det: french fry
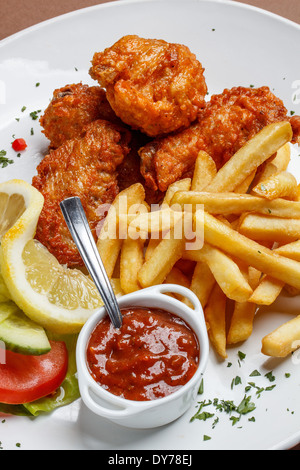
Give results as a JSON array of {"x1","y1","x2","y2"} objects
[
  {"x1": 191, "y1": 151, "x2": 217, "y2": 191},
  {"x1": 257, "y1": 142, "x2": 291, "y2": 182},
  {"x1": 227, "y1": 267, "x2": 261, "y2": 344},
  {"x1": 120, "y1": 238, "x2": 145, "y2": 294},
  {"x1": 284, "y1": 285, "x2": 300, "y2": 296},
  {"x1": 128, "y1": 206, "x2": 183, "y2": 239},
  {"x1": 261, "y1": 315, "x2": 300, "y2": 357},
  {"x1": 97, "y1": 183, "x2": 145, "y2": 278},
  {"x1": 138, "y1": 219, "x2": 187, "y2": 287},
  {"x1": 248, "y1": 275, "x2": 284, "y2": 305},
  {"x1": 233, "y1": 169, "x2": 256, "y2": 194},
  {"x1": 204, "y1": 121, "x2": 292, "y2": 193},
  {"x1": 274, "y1": 240, "x2": 300, "y2": 261},
  {"x1": 239, "y1": 214, "x2": 300, "y2": 244},
  {"x1": 195, "y1": 210, "x2": 300, "y2": 291},
  {"x1": 204, "y1": 283, "x2": 228, "y2": 359},
  {"x1": 183, "y1": 261, "x2": 215, "y2": 309},
  {"x1": 163, "y1": 178, "x2": 191, "y2": 206},
  {"x1": 164, "y1": 267, "x2": 190, "y2": 301},
  {"x1": 185, "y1": 243, "x2": 253, "y2": 302},
  {"x1": 144, "y1": 237, "x2": 161, "y2": 261},
  {"x1": 143, "y1": 178, "x2": 190, "y2": 263},
  {"x1": 165, "y1": 266, "x2": 190, "y2": 287},
  {"x1": 171, "y1": 191, "x2": 300, "y2": 218},
  {"x1": 251, "y1": 171, "x2": 298, "y2": 201}
]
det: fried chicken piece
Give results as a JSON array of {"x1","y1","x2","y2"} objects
[
  {"x1": 117, "y1": 130, "x2": 164, "y2": 204},
  {"x1": 89, "y1": 35, "x2": 207, "y2": 137},
  {"x1": 32, "y1": 119, "x2": 131, "y2": 267},
  {"x1": 140, "y1": 86, "x2": 300, "y2": 192},
  {"x1": 40, "y1": 83, "x2": 121, "y2": 149}
]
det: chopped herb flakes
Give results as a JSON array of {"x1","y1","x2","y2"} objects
[
  {"x1": 190, "y1": 362, "x2": 293, "y2": 440},
  {"x1": 0, "y1": 150, "x2": 13, "y2": 168},
  {"x1": 231, "y1": 376, "x2": 242, "y2": 389},
  {"x1": 190, "y1": 395, "x2": 256, "y2": 428},
  {"x1": 29, "y1": 110, "x2": 41, "y2": 120},
  {"x1": 250, "y1": 370, "x2": 261, "y2": 377}
]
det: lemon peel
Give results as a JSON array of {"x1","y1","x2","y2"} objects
[{"x1": 0, "y1": 180, "x2": 120, "y2": 334}]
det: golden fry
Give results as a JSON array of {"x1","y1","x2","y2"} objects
[
  {"x1": 128, "y1": 206, "x2": 183, "y2": 239},
  {"x1": 274, "y1": 240, "x2": 300, "y2": 261},
  {"x1": 191, "y1": 151, "x2": 217, "y2": 191},
  {"x1": 183, "y1": 261, "x2": 215, "y2": 309},
  {"x1": 171, "y1": 191, "x2": 300, "y2": 218},
  {"x1": 233, "y1": 169, "x2": 256, "y2": 194},
  {"x1": 163, "y1": 178, "x2": 191, "y2": 206},
  {"x1": 138, "y1": 219, "x2": 186, "y2": 287},
  {"x1": 248, "y1": 275, "x2": 284, "y2": 306},
  {"x1": 257, "y1": 142, "x2": 291, "y2": 182},
  {"x1": 261, "y1": 315, "x2": 300, "y2": 357},
  {"x1": 205, "y1": 121, "x2": 292, "y2": 193},
  {"x1": 164, "y1": 267, "x2": 190, "y2": 301},
  {"x1": 120, "y1": 238, "x2": 145, "y2": 294},
  {"x1": 97, "y1": 183, "x2": 145, "y2": 277},
  {"x1": 204, "y1": 283, "x2": 227, "y2": 359},
  {"x1": 227, "y1": 267, "x2": 261, "y2": 344},
  {"x1": 195, "y1": 210, "x2": 300, "y2": 290},
  {"x1": 186, "y1": 243, "x2": 253, "y2": 302},
  {"x1": 251, "y1": 171, "x2": 298, "y2": 201},
  {"x1": 239, "y1": 214, "x2": 300, "y2": 244}
]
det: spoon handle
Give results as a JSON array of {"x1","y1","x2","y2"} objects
[{"x1": 60, "y1": 196, "x2": 122, "y2": 329}]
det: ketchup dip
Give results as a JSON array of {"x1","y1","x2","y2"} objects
[{"x1": 86, "y1": 307, "x2": 200, "y2": 401}]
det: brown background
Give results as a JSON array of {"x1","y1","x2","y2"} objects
[
  {"x1": 0, "y1": 0, "x2": 299, "y2": 40},
  {"x1": 0, "y1": 0, "x2": 299, "y2": 450}
]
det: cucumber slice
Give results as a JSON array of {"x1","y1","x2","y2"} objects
[
  {"x1": 0, "y1": 306, "x2": 51, "y2": 355},
  {"x1": 0, "y1": 301, "x2": 19, "y2": 323}
]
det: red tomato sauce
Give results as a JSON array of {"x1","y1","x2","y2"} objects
[{"x1": 86, "y1": 307, "x2": 200, "y2": 401}]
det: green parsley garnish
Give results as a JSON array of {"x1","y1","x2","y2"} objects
[
  {"x1": 198, "y1": 378, "x2": 204, "y2": 395},
  {"x1": 0, "y1": 150, "x2": 13, "y2": 168},
  {"x1": 238, "y1": 351, "x2": 246, "y2": 361},
  {"x1": 29, "y1": 110, "x2": 41, "y2": 120},
  {"x1": 265, "y1": 371, "x2": 275, "y2": 382},
  {"x1": 249, "y1": 370, "x2": 261, "y2": 377},
  {"x1": 231, "y1": 376, "x2": 242, "y2": 389}
]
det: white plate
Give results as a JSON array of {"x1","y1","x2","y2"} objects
[{"x1": 0, "y1": 0, "x2": 300, "y2": 451}]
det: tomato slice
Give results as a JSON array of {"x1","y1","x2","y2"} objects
[{"x1": 0, "y1": 340, "x2": 68, "y2": 404}]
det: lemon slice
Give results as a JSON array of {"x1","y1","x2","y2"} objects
[{"x1": 0, "y1": 180, "x2": 121, "y2": 334}]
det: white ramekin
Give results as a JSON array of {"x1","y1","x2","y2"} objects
[{"x1": 76, "y1": 284, "x2": 209, "y2": 429}]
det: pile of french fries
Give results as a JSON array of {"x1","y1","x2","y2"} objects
[{"x1": 97, "y1": 121, "x2": 300, "y2": 360}]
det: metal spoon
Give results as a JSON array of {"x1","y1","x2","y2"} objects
[{"x1": 60, "y1": 196, "x2": 122, "y2": 329}]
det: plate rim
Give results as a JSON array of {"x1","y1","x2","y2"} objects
[
  {"x1": 0, "y1": 0, "x2": 299, "y2": 49},
  {"x1": 0, "y1": 0, "x2": 299, "y2": 451}
]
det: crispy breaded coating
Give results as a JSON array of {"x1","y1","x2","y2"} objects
[
  {"x1": 89, "y1": 35, "x2": 207, "y2": 137},
  {"x1": 32, "y1": 120, "x2": 131, "y2": 267},
  {"x1": 139, "y1": 86, "x2": 300, "y2": 192},
  {"x1": 40, "y1": 83, "x2": 121, "y2": 149}
]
